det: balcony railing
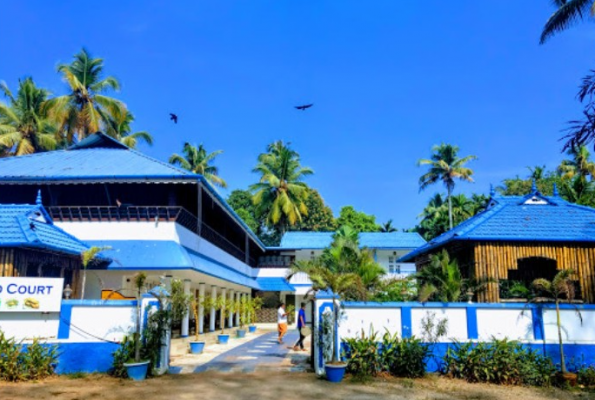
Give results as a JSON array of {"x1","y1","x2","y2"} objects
[{"x1": 47, "y1": 205, "x2": 256, "y2": 267}]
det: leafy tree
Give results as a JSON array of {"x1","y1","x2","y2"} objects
[
  {"x1": 235, "y1": 208, "x2": 260, "y2": 233},
  {"x1": 418, "y1": 144, "x2": 477, "y2": 230},
  {"x1": 417, "y1": 250, "x2": 463, "y2": 302},
  {"x1": 528, "y1": 165, "x2": 547, "y2": 181},
  {"x1": 336, "y1": 206, "x2": 379, "y2": 233},
  {"x1": 169, "y1": 142, "x2": 227, "y2": 188},
  {"x1": 0, "y1": 78, "x2": 57, "y2": 155},
  {"x1": 80, "y1": 246, "x2": 111, "y2": 300},
  {"x1": 558, "y1": 145, "x2": 595, "y2": 180},
  {"x1": 250, "y1": 140, "x2": 313, "y2": 235},
  {"x1": 540, "y1": 0, "x2": 595, "y2": 44},
  {"x1": 47, "y1": 48, "x2": 126, "y2": 143},
  {"x1": 380, "y1": 219, "x2": 397, "y2": 232},
  {"x1": 290, "y1": 189, "x2": 336, "y2": 232},
  {"x1": 104, "y1": 108, "x2": 153, "y2": 149}
]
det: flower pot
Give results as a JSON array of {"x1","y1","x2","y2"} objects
[
  {"x1": 218, "y1": 334, "x2": 230, "y2": 344},
  {"x1": 325, "y1": 363, "x2": 347, "y2": 383},
  {"x1": 123, "y1": 360, "x2": 150, "y2": 381},
  {"x1": 189, "y1": 341, "x2": 206, "y2": 354},
  {"x1": 236, "y1": 329, "x2": 246, "y2": 338},
  {"x1": 554, "y1": 371, "x2": 578, "y2": 387},
  {"x1": 248, "y1": 325, "x2": 257, "y2": 333}
]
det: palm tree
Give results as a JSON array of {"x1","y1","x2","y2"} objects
[
  {"x1": 380, "y1": 219, "x2": 397, "y2": 232},
  {"x1": 557, "y1": 145, "x2": 595, "y2": 181},
  {"x1": 104, "y1": 108, "x2": 153, "y2": 149},
  {"x1": 250, "y1": 141, "x2": 313, "y2": 234},
  {"x1": 0, "y1": 78, "x2": 57, "y2": 155},
  {"x1": 531, "y1": 270, "x2": 581, "y2": 374},
  {"x1": 46, "y1": 48, "x2": 126, "y2": 143},
  {"x1": 169, "y1": 143, "x2": 227, "y2": 188},
  {"x1": 417, "y1": 250, "x2": 463, "y2": 302},
  {"x1": 418, "y1": 144, "x2": 477, "y2": 230},
  {"x1": 80, "y1": 246, "x2": 111, "y2": 300},
  {"x1": 528, "y1": 165, "x2": 547, "y2": 181},
  {"x1": 540, "y1": 0, "x2": 595, "y2": 44}
]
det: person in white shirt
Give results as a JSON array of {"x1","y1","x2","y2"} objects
[{"x1": 277, "y1": 302, "x2": 288, "y2": 344}]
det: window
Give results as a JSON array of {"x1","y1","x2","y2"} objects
[{"x1": 388, "y1": 257, "x2": 401, "y2": 274}]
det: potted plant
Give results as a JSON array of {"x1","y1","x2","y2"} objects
[
  {"x1": 248, "y1": 297, "x2": 263, "y2": 333},
  {"x1": 236, "y1": 296, "x2": 247, "y2": 338},
  {"x1": 214, "y1": 295, "x2": 232, "y2": 344},
  {"x1": 531, "y1": 269, "x2": 582, "y2": 386},
  {"x1": 123, "y1": 272, "x2": 151, "y2": 381},
  {"x1": 189, "y1": 295, "x2": 207, "y2": 354}
]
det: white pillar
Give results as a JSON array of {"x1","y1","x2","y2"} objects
[
  {"x1": 228, "y1": 289, "x2": 234, "y2": 328},
  {"x1": 221, "y1": 288, "x2": 227, "y2": 330},
  {"x1": 198, "y1": 283, "x2": 206, "y2": 334},
  {"x1": 241, "y1": 293, "x2": 248, "y2": 327},
  {"x1": 181, "y1": 279, "x2": 191, "y2": 337},
  {"x1": 209, "y1": 286, "x2": 217, "y2": 332},
  {"x1": 235, "y1": 291, "x2": 241, "y2": 326}
]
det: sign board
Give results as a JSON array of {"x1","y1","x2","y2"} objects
[{"x1": 0, "y1": 277, "x2": 64, "y2": 312}]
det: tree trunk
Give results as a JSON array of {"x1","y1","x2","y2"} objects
[
  {"x1": 134, "y1": 296, "x2": 141, "y2": 362},
  {"x1": 80, "y1": 269, "x2": 86, "y2": 300},
  {"x1": 447, "y1": 186, "x2": 453, "y2": 230},
  {"x1": 331, "y1": 298, "x2": 338, "y2": 364},
  {"x1": 556, "y1": 300, "x2": 566, "y2": 373}
]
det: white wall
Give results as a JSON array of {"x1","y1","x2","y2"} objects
[
  {"x1": 411, "y1": 308, "x2": 467, "y2": 342},
  {"x1": 543, "y1": 308, "x2": 595, "y2": 343},
  {"x1": 0, "y1": 313, "x2": 60, "y2": 340},
  {"x1": 476, "y1": 308, "x2": 533, "y2": 341},
  {"x1": 69, "y1": 306, "x2": 136, "y2": 342},
  {"x1": 339, "y1": 308, "x2": 402, "y2": 339}
]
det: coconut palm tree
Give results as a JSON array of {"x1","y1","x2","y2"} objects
[
  {"x1": 540, "y1": 0, "x2": 595, "y2": 44},
  {"x1": 557, "y1": 145, "x2": 595, "y2": 181},
  {"x1": 380, "y1": 219, "x2": 397, "y2": 232},
  {"x1": 80, "y1": 246, "x2": 111, "y2": 300},
  {"x1": 46, "y1": 48, "x2": 126, "y2": 143},
  {"x1": 104, "y1": 108, "x2": 153, "y2": 149},
  {"x1": 528, "y1": 165, "x2": 547, "y2": 181},
  {"x1": 250, "y1": 141, "x2": 313, "y2": 234},
  {"x1": 418, "y1": 144, "x2": 477, "y2": 230},
  {"x1": 0, "y1": 78, "x2": 57, "y2": 155},
  {"x1": 169, "y1": 143, "x2": 227, "y2": 188},
  {"x1": 531, "y1": 270, "x2": 581, "y2": 374}
]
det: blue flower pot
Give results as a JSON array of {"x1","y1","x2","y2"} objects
[
  {"x1": 325, "y1": 364, "x2": 347, "y2": 383},
  {"x1": 236, "y1": 329, "x2": 246, "y2": 338},
  {"x1": 248, "y1": 325, "x2": 257, "y2": 333},
  {"x1": 189, "y1": 341, "x2": 205, "y2": 354},
  {"x1": 123, "y1": 360, "x2": 150, "y2": 381},
  {"x1": 218, "y1": 334, "x2": 230, "y2": 344}
]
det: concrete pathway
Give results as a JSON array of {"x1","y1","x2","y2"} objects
[{"x1": 169, "y1": 330, "x2": 311, "y2": 374}]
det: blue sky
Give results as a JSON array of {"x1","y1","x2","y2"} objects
[{"x1": 1, "y1": 1, "x2": 594, "y2": 229}]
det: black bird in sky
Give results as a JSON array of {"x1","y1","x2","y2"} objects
[
  {"x1": 170, "y1": 113, "x2": 178, "y2": 124},
  {"x1": 295, "y1": 104, "x2": 313, "y2": 111}
]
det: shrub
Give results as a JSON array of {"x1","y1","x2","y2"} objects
[
  {"x1": 0, "y1": 331, "x2": 57, "y2": 382},
  {"x1": 443, "y1": 338, "x2": 555, "y2": 386},
  {"x1": 578, "y1": 365, "x2": 595, "y2": 387},
  {"x1": 344, "y1": 329, "x2": 382, "y2": 380},
  {"x1": 344, "y1": 329, "x2": 429, "y2": 380},
  {"x1": 111, "y1": 335, "x2": 134, "y2": 378}
]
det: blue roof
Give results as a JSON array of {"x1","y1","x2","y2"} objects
[
  {"x1": 0, "y1": 133, "x2": 265, "y2": 250},
  {"x1": 0, "y1": 204, "x2": 89, "y2": 255},
  {"x1": 255, "y1": 277, "x2": 295, "y2": 292},
  {"x1": 88, "y1": 240, "x2": 260, "y2": 290},
  {"x1": 400, "y1": 191, "x2": 595, "y2": 262},
  {"x1": 277, "y1": 231, "x2": 426, "y2": 250}
]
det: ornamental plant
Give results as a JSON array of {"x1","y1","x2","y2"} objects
[
  {"x1": 214, "y1": 295, "x2": 233, "y2": 334},
  {"x1": 132, "y1": 272, "x2": 147, "y2": 363}
]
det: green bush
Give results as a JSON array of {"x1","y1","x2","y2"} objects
[
  {"x1": 344, "y1": 329, "x2": 429, "y2": 380},
  {"x1": 111, "y1": 335, "x2": 134, "y2": 378},
  {"x1": 344, "y1": 329, "x2": 382, "y2": 380},
  {"x1": 443, "y1": 338, "x2": 555, "y2": 386},
  {"x1": 578, "y1": 366, "x2": 595, "y2": 387},
  {"x1": 0, "y1": 331, "x2": 57, "y2": 382}
]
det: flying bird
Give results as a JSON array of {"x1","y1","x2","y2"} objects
[
  {"x1": 295, "y1": 104, "x2": 313, "y2": 111},
  {"x1": 170, "y1": 113, "x2": 178, "y2": 124}
]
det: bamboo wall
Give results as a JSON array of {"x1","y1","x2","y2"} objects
[
  {"x1": 473, "y1": 242, "x2": 595, "y2": 303},
  {"x1": 0, "y1": 248, "x2": 81, "y2": 297}
]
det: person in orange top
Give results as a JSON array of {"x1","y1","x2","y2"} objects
[{"x1": 277, "y1": 302, "x2": 288, "y2": 344}]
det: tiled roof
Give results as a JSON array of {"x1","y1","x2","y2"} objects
[
  {"x1": 87, "y1": 240, "x2": 261, "y2": 290},
  {"x1": 399, "y1": 191, "x2": 595, "y2": 262},
  {"x1": 0, "y1": 133, "x2": 266, "y2": 250},
  {"x1": 0, "y1": 204, "x2": 89, "y2": 255},
  {"x1": 277, "y1": 231, "x2": 426, "y2": 250},
  {"x1": 255, "y1": 277, "x2": 295, "y2": 292}
]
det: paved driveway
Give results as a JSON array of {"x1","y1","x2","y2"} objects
[{"x1": 180, "y1": 330, "x2": 311, "y2": 373}]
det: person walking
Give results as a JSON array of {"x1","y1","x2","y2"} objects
[
  {"x1": 277, "y1": 302, "x2": 288, "y2": 344},
  {"x1": 293, "y1": 302, "x2": 308, "y2": 351}
]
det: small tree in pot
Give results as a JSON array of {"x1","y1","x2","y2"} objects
[
  {"x1": 123, "y1": 272, "x2": 151, "y2": 381},
  {"x1": 188, "y1": 295, "x2": 206, "y2": 354},
  {"x1": 236, "y1": 296, "x2": 248, "y2": 338},
  {"x1": 248, "y1": 297, "x2": 263, "y2": 333},
  {"x1": 214, "y1": 295, "x2": 233, "y2": 344}
]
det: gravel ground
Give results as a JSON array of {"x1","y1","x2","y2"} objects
[{"x1": 2, "y1": 372, "x2": 592, "y2": 400}]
